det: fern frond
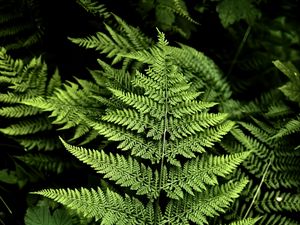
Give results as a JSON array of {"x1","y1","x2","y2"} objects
[
  {"x1": 0, "y1": 105, "x2": 40, "y2": 118},
  {"x1": 69, "y1": 14, "x2": 152, "y2": 66},
  {"x1": 34, "y1": 31, "x2": 250, "y2": 224},
  {"x1": 17, "y1": 136, "x2": 61, "y2": 151},
  {"x1": 163, "y1": 179, "x2": 248, "y2": 225},
  {"x1": 255, "y1": 191, "x2": 300, "y2": 213},
  {"x1": 164, "y1": 152, "x2": 250, "y2": 199},
  {"x1": 229, "y1": 218, "x2": 261, "y2": 225},
  {"x1": 257, "y1": 214, "x2": 300, "y2": 225},
  {"x1": 0, "y1": 117, "x2": 52, "y2": 136},
  {"x1": 273, "y1": 60, "x2": 300, "y2": 103},
  {"x1": 76, "y1": 0, "x2": 110, "y2": 18},
  {"x1": 272, "y1": 115, "x2": 300, "y2": 138},
  {"x1": 16, "y1": 153, "x2": 71, "y2": 173},
  {"x1": 61, "y1": 138, "x2": 160, "y2": 199},
  {"x1": 167, "y1": 121, "x2": 235, "y2": 164},
  {"x1": 33, "y1": 187, "x2": 150, "y2": 224}
]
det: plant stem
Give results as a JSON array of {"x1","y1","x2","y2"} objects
[
  {"x1": 243, "y1": 159, "x2": 272, "y2": 219},
  {"x1": 227, "y1": 26, "x2": 252, "y2": 76},
  {"x1": 0, "y1": 196, "x2": 12, "y2": 215}
]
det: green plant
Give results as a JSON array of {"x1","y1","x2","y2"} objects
[
  {"x1": 0, "y1": 0, "x2": 44, "y2": 54},
  {"x1": 31, "y1": 32, "x2": 251, "y2": 224},
  {"x1": 218, "y1": 60, "x2": 300, "y2": 224}
]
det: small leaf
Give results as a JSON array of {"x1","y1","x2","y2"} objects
[
  {"x1": 273, "y1": 60, "x2": 300, "y2": 103},
  {"x1": 25, "y1": 206, "x2": 72, "y2": 225},
  {"x1": 217, "y1": 0, "x2": 261, "y2": 27}
]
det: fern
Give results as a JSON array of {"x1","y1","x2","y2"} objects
[
  {"x1": 76, "y1": 0, "x2": 110, "y2": 19},
  {"x1": 272, "y1": 60, "x2": 300, "y2": 148},
  {"x1": 22, "y1": 58, "x2": 135, "y2": 143},
  {"x1": 221, "y1": 115, "x2": 300, "y2": 222},
  {"x1": 16, "y1": 153, "x2": 74, "y2": 174},
  {"x1": 273, "y1": 60, "x2": 300, "y2": 103},
  {"x1": 70, "y1": 15, "x2": 231, "y2": 105},
  {"x1": 228, "y1": 218, "x2": 260, "y2": 225},
  {"x1": 69, "y1": 14, "x2": 152, "y2": 67},
  {"x1": 0, "y1": 47, "x2": 61, "y2": 150},
  {"x1": 23, "y1": 80, "x2": 104, "y2": 143},
  {"x1": 0, "y1": 0, "x2": 44, "y2": 52},
  {"x1": 32, "y1": 32, "x2": 249, "y2": 224}
]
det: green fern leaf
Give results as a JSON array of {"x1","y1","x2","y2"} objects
[
  {"x1": 76, "y1": 0, "x2": 110, "y2": 18},
  {"x1": 164, "y1": 152, "x2": 251, "y2": 199},
  {"x1": 228, "y1": 218, "x2": 260, "y2": 225},
  {"x1": 273, "y1": 60, "x2": 300, "y2": 103},
  {"x1": 33, "y1": 187, "x2": 149, "y2": 224},
  {"x1": 0, "y1": 117, "x2": 52, "y2": 136},
  {"x1": 60, "y1": 138, "x2": 160, "y2": 199},
  {"x1": 163, "y1": 178, "x2": 248, "y2": 224}
]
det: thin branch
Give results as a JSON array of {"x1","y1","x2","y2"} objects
[
  {"x1": 243, "y1": 159, "x2": 272, "y2": 219},
  {"x1": 0, "y1": 196, "x2": 12, "y2": 215},
  {"x1": 227, "y1": 26, "x2": 252, "y2": 76}
]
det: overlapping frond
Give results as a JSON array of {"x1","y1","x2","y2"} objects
[
  {"x1": 69, "y1": 14, "x2": 152, "y2": 66},
  {"x1": 255, "y1": 191, "x2": 300, "y2": 213},
  {"x1": 0, "y1": 48, "x2": 61, "y2": 150},
  {"x1": 16, "y1": 153, "x2": 72, "y2": 174},
  {"x1": 60, "y1": 139, "x2": 160, "y2": 199},
  {"x1": 0, "y1": 0, "x2": 44, "y2": 51},
  {"x1": 22, "y1": 79, "x2": 106, "y2": 142},
  {"x1": 163, "y1": 179, "x2": 248, "y2": 225},
  {"x1": 164, "y1": 152, "x2": 250, "y2": 199},
  {"x1": 222, "y1": 117, "x2": 300, "y2": 222}
]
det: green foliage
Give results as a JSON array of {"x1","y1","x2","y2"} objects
[
  {"x1": 25, "y1": 206, "x2": 73, "y2": 225},
  {"x1": 273, "y1": 60, "x2": 300, "y2": 103},
  {"x1": 220, "y1": 67, "x2": 300, "y2": 223},
  {"x1": 272, "y1": 60, "x2": 300, "y2": 148},
  {"x1": 135, "y1": 0, "x2": 197, "y2": 38},
  {"x1": 216, "y1": 0, "x2": 261, "y2": 28},
  {"x1": 0, "y1": 0, "x2": 44, "y2": 52},
  {"x1": 69, "y1": 14, "x2": 153, "y2": 67},
  {"x1": 1, "y1": 1, "x2": 300, "y2": 224},
  {"x1": 228, "y1": 218, "x2": 260, "y2": 225},
  {"x1": 70, "y1": 16, "x2": 231, "y2": 103},
  {"x1": 33, "y1": 32, "x2": 248, "y2": 224},
  {"x1": 0, "y1": 47, "x2": 61, "y2": 150},
  {"x1": 76, "y1": 0, "x2": 111, "y2": 19},
  {"x1": 23, "y1": 80, "x2": 104, "y2": 143},
  {"x1": 16, "y1": 153, "x2": 73, "y2": 174}
]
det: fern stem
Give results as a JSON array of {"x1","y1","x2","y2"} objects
[
  {"x1": 243, "y1": 159, "x2": 272, "y2": 219},
  {"x1": 0, "y1": 196, "x2": 12, "y2": 214},
  {"x1": 156, "y1": 64, "x2": 169, "y2": 224},
  {"x1": 227, "y1": 26, "x2": 252, "y2": 76}
]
